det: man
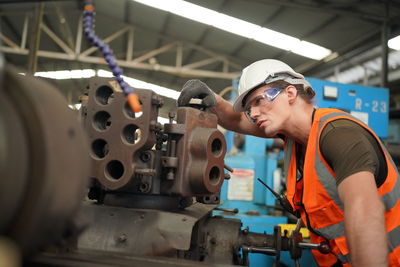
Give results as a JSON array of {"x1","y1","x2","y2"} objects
[{"x1": 178, "y1": 59, "x2": 400, "y2": 267}]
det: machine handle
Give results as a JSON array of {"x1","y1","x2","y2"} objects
[
  {"x1": 297, "y1": 241, "x2": 330, "y2": 254},
  {"x1": 214, "y1": 207, "x2": 239, "y2": 214},
  {"x1": 241, "y1": 245, "x2": 277, "y2": 256}
]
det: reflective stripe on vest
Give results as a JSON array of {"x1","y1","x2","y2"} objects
[
  {"x1": 314, "y1": 221, "x2": 345, "y2": 240},
  {"x1": 383, "y1": 177, "x2": 400, "y2": 211},
  {"x1": 284, "y1": 108, "x2": 400, "y2": 265},
  {"x1": 317, "y1": 111, "x2": 400, "y2": 211},
  {"x1": 283, "y1": 138, "x2": 294, "y2": 184},
  {"x1": 338, "y1": 253, "x2": 351, "y2": 264},
  {"x1": 389, "y1": 225, "x2": 400, "y2": 251}
]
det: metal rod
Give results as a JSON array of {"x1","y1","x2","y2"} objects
[
  {"x1": 75, "y1": 16, "x2": 82, "y2": 56},
  {"x1": 41, "y1": 23, "x2": 74, "y2": 55},
  {"x1": 80, "y1": 26, "x2": 130, "y2": 57},
  {"x1": 380, "y1": 2, "x2": 389, "y2": 88},
  {"x1": 214, "y1": 207, "x2": 238, "y2": 214},
  {"x1": 0, "y1": 45, "x2": 240, "y2": 79},
  {"x1": 20, "y1": 14, "x2": 28, "y2": 49},
  {"x1": 224, "y1": 164, "x2": 234, "y2": 173},
  {"x1": 241, "y1": 245, "x2": 277, "y2": 256},
  {"x1": 132, "y1": 42, "x2": 177, "y2": 63},
  {"x1": 27, "y1": 2, "x2": 44, "y2": 75},
  {"x1": 176, "y1": 42, "x2": 182, "y2": 68},
  {"x1": 126, "y1": 27, "x2": 134, "y2": 61},
  {"x1": 0, "y1": 33, "x2": 19, "y2": 48}
]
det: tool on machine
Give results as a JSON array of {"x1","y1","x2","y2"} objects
[
  {"x1": 214, "y1": 207, "x2": 239, "y2": 214},
  {"x1": 253, "y1": 178, "x2": 330, "y2": 266},
  {"x1": 257, "y1": 177, "x2": 298, "y2": 217},
  {"x1": 241, "y1": 217, "x2": 330, "y2": 266},
  {"x1": 83, "y1": 0, "x2": 141, "y2": 113}
]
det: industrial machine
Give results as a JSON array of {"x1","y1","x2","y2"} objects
[
  {"x1": 0, "y1": 65, "x2": 90, "y2": 266},
  {"x1": 0, "y1": 69, "x2": 332, "y2": 266},
  {"x1": 72, "y1": 78, "x2": 325, "y2": 266}
]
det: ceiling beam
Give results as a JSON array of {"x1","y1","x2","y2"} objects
[{"x1": 242, "y1": 0, "x2": 387, "y2": 24}]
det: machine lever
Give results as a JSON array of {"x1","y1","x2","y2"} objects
[
  {"x1": 241, "y1": 245, "x2": 277, "y2": 256},
  {"x1": 298, "y1": 242, "x2": 330, "y2": 254},
  {"x1": 257, "y1": 178, "x2": 298, "y2": 217},
  {"x1": 224, "y1": 164, "x2": 234, "y2": 172},
  {"x1": 214, "y1": 207, "x2": 238, "y2": 214}
]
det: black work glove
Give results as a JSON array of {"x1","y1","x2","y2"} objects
[{"x1": 177, "y1": 79, "x2": 217, "y2": 108}]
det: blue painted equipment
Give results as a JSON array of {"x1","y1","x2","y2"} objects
[{"x1": 308, "y1": 77, "x2": 389, "y2": 139}]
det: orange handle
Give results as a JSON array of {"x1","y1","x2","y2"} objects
[
  {"x1": 127, "y1": 93, "x2": 141, "y2": 112},
  {"x1": 84, "y1": 4, "x2": 95, "y2": 12}
]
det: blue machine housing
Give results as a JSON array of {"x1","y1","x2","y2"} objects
[
  {"x1": 218, "y1": 78, "x2": 389, "y2": 266},
  {"x1": 308, "y1": 77, "x2": 389, "y2": 139}
]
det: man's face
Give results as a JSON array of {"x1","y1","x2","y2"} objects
[{"x1": 243, "y1": 85, "x2": 289, "y2": 136}]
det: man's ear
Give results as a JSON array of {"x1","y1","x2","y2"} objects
[{"x1": 286, "y1": 85, "x2": 298, "y2": 104}]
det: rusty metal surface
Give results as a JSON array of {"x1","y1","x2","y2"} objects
[
  {"x1": 77, "y1": 202, "x2": 216, "y2": 255},
  {"x1": 0, "y1": 84, "x2": 29, "y2": 234},
  {"x1": 185, "y1": 216, "x2": 244, "y2": 264},
  {"x1": 83, "y1": 79, "x2": 227, "y2": 201},
  {"x1": 162, "y1": 107, "x2": 226, "y2": 196},
  {"x1": 82, "y1": 78, "x2": 162, "y2": 190},
  {"x1": 0, "y1": 65, "x2": 90, "y2": 256}
]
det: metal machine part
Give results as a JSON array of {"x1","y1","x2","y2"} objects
[
  {"x1": 70, "y1": 202, "x2": 320, "y2": 266},
  {"x1": 82, "y1": 79, "x2": 161, "y2": 191},
  {"x1": 75, "y1": 78, "x2": 295, "y2": 266},
  {"x1": 77, "y1": 202, "x2": 217, "y2": 256},
  {"x1": 82, "y1": 78, "x2": 226, "y2": 209},
  {"x1": 0, "y1": 65, "x2": 90, "y2": 256},
  {"x1": 162, "y1": 108, "x2": 226, "y2": 195},
  {"x1": 0, "y1": 74, "x2": 323, "y2": 266}
]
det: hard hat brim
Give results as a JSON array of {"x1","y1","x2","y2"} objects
[{"x1": 232, "y1": 86, "x2": 259, "y2": 112}]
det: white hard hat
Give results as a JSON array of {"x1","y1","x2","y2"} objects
[{"x1": 233, "y1": 59, "x2": 312, "y2": 112}]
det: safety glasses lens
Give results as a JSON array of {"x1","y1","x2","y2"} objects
[{"x1": 244, "y1": 87, "x2": 283, "y2": 124}]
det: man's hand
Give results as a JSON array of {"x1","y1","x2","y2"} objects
[{"x1": 178, "y1": 79, "x2": 217, "y2": 108}]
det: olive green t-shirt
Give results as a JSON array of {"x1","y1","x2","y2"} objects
[{"x1": 319, "y1": 119, "x2": 387, "y2": 187}]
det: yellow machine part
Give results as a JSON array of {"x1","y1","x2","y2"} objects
[{"x1": 278, "y1": 224, "x2": 310, "y2": 239}]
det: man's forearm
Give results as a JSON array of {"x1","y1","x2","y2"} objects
[
  {"x1": 339, "y1": 171, "x2": 388, "y2": 267},
  {"x1": 211, "y1": 94, "x2": 266, "y2": 137},
  {"x1": 344, "y1": 195, "x2": 387, "y2": 266}
]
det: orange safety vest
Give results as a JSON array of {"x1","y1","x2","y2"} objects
[{"x1": 284, "y1": 108, "x2": 400, "y2": 267}]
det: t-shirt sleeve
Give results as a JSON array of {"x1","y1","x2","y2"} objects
[{"x1": 320, "y1": 122, "x2": 379, "y2": 185}]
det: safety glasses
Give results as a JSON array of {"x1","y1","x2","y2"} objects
[{"x1": 244, "y1": 87, "x2": 284, "y2": 123}]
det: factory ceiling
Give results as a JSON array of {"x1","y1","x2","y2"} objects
[{"x1": 1, "y1": 0, "x2": 400, "y2": 119}]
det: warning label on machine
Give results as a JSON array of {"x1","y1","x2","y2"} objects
[{"x1": 227, "y1": 169, "x2": 254, "y2": 201}]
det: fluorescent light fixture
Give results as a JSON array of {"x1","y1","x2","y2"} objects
[
  {"x1": 96, "y1": 69, "x2": 113, "y2": 78},
  {"x1": 292, "y1": 41, "x2": 332, "y2": 60},
  {"x1": 254, "y1": 28, "x2": 300, "y2": 51},
  {"x1": 133, "y1": 0, "x2": 332, "y2": 60},
  {"x1": 28, "y1": 69, "x2": 178, "y2": 124},
  {"x1": 31, "y1": 68, "x2": 179, "y2": 100},
  {"x1": 96, "y1": 70, "x2": 180, "y2": 100},
  {"x1": 35, "y1": 69, "x2": 96, "y2": 79},
  {"x1": 389, "y1": 35, "x2": 400, "y2": 50}
]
